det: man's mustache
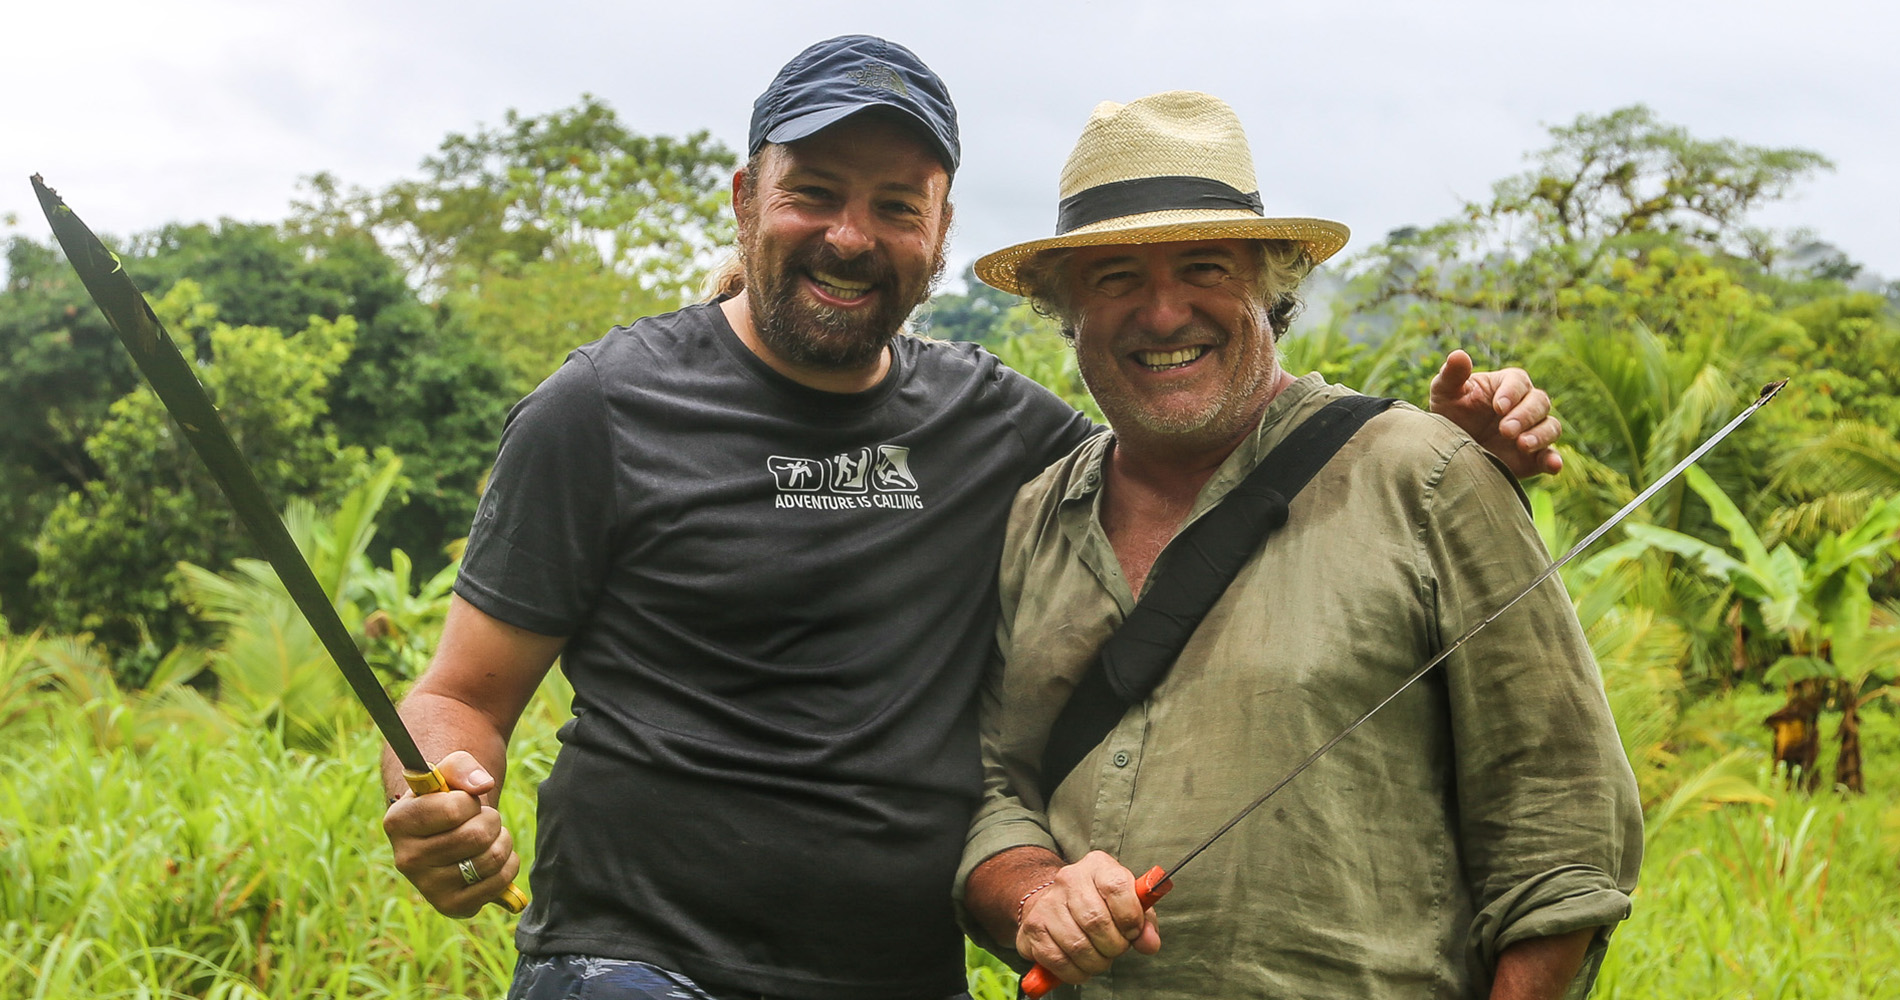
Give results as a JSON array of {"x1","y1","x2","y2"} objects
[{"x1": 792, "y1": 244, "x2": 897, "y2": 287}]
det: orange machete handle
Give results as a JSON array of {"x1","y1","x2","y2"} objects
[
  {"x1": 405, "y1": 766, "x2": 529, "y2": 914},
  {"x1": 1017, "y1": 865, "x2": 1171, "y2": 998}
]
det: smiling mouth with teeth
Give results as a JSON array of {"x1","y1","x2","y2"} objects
[
  {"x1": 810, "y1": 271, "x2": 875, "y2": 302},
  {"x1": 1133, "y1": 346, "x2": 1207, "y2": 371}
]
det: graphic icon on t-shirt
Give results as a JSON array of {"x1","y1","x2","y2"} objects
[
  {"x1": 832, "y1": 448, "x2": 871, "y2": 493},
  {"x1": 873, "y1": 446, "x2": 918, "y2": 492},
  {"x1": 768, "y1": 456, "x2": 824, "y2": 492},
  {"x1": 767, "y1": 444, "x2": 925, "y2": 511}
]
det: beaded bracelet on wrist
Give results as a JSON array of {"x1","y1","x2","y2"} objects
[{"x1": 1015, "y1": 878, "x2": 1058, "y2": 925}]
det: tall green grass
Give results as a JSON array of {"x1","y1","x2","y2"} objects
[
  {"x1": 1599, "y1": 790, "x2": 1900, "y2": 998},
  {"x1": 5, "y1": 676, "x2": 1896, "y2": 998},
  {"x1": 0, "y1": 688, "x2": 550, "y2": 998},
  {"x1": 1595, "y1": 692, "x2": 1900, "y2": 998}
]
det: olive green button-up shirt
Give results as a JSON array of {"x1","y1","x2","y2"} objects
[{"x1": 957, "y1": 375, "x2": 1642, "y2": 999}]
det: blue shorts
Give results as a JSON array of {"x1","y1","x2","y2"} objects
[
  {"x1": 507, "y1": 954, "x2": 974, "y2": 1000},
  {"x1": 509, "y1": 955, "x2": 714, "y2": 999}
]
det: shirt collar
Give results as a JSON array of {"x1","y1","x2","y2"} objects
[{"x1": 1052, "y1": 372, "x2": 1339, "y2": 608}]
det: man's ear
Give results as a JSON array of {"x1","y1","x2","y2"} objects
[
  {"x1": 931, "y1": 198, "x2": 955, "y2": 261},
  {"x1": 731, "y1": 169, "x2": 750, "y2": 237}
]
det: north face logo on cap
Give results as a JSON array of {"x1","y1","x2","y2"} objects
[{"x1": 848, "y1": 62, "x2": 908, "y2": 96}]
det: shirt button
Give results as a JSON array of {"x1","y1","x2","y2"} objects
[{"x1": 1113, "y1": 750, "x2": 1131, "y2": 768}]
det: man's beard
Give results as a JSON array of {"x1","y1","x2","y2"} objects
[{"x1": 743, "y1": 233, "x2": 947, "y2": 373}]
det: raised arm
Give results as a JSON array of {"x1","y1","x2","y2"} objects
[{"x1": 380, "y1": 595, "x2": 565, "y2": 917}]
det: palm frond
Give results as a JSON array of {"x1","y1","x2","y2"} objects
[
  {"x1": 1766, "y1": 490, "x2": 1887, "y2": 545},
  {"x1": 1774, "y1": 421, "x2": 1900, "y2": 498},
  {"x1": 1644, "y1": 364, "x2": 1736, "y2": 485},
  {"x1": 1645, "y1": 749, "x2": 1774, "y2": 840}
]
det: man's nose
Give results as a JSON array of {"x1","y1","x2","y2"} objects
[
  {"x1": 1134, "y1": 275, "x2": 1194, "y2": 334},
  {"x1": 825, "y1": 202, "x2": 876, "y2": 259}
]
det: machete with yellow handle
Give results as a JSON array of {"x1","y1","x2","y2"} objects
[
  {"x1": 31, "y1": 174, "x2": 526, "y2": 915},
  {"x1": 1016, "y1": 377, "x2": 1787, "y2": 998}
]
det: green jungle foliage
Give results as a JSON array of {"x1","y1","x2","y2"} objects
[
  {"x1": 292, "y1": 95, "x2": 736, "y2": 395},
  {"x1": 1, "y1": 97, "x2": 733, "y2": 666},
  {"x1": 914, "y1": 264, "x2": 1022, "y2": 344},
  {"x1": 1300, "y1": 105, "x2": 1900, "y2": 797},
  {"x1": 1593, "y1": 691, "x2": 1900, "y2": 999},
  {"x1": 31, "y1": 281, "x2": 382, "y2": 677},
  {"x1": 2, "y1": 97, "x2": 1898, "y2": 998}
]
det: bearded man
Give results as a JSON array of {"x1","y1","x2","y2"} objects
[
  {"x1": 957, "y1": 91, "x2": 1641, "y2": 999},
  {"x1": 380, "y1": 39, "x2": 1568, "y2": 1000}
]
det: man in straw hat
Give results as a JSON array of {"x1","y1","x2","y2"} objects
[
  {"x1": 382, "y1": 35, "x2": 1567, "y2": 1000},
  {"x1": 957, "y1": 91, "x2": 1641, "y2": 999}
]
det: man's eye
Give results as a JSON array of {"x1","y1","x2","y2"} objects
[
  {"x1": 1183, "y1": 263, "x2": 1231, "y2": 287},
  {"x1": 1093, "y1": 271, "x2": 1138, "y2": 297}
]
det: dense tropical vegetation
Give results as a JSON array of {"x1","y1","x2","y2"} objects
[{"x1": 3, "y1": 98, "x2": 1897, "y2": 997}]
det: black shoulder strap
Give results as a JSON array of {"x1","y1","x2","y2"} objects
[{"x1": 1037, "y1": 394, "x2": 1398, "y2": 802}]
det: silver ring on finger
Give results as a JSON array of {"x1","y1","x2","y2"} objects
[{"x1": 458, "y1": 858, "x2": 482, "y2": 886}]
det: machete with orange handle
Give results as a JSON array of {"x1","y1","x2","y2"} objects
[
  {"x1": 31, "y1": 174, "x2": 527, "y2": 915},
  {"x1": 1016, "y1": 377, "x2": 1787, "y2": 997}
]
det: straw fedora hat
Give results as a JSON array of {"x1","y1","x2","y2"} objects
[{"x1": 974, "y1": 91, "x2": 1348, "y2": 296}]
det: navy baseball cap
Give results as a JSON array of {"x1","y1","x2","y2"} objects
[{"x1": 749, "y1": 35, "x2": 961, "y2": 176}]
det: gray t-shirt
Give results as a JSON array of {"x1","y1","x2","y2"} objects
[{"x1": 457, "y1": 301, "x2": 1099, "y2": 999}]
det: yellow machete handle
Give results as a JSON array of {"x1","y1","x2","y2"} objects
[{"x1": 405, "y1": 765, "x2": 530, "y2": 914}]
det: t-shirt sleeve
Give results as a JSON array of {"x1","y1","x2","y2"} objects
[
  {"x1": 454, "y1": 355, "x2": 618, "y2": 636},
  {"x1": 989, "y1": 361, "x2": 1102, "y2": 480}
]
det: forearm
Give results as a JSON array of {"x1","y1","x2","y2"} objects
[
  {"x1": 381, "y1": 595, "x2": 563, "y2": 804},
  {"x1": 381, "y1": 689, "x2": 514, "y2": 804},
  {"x1": 1490, "y1": 928, "x2": 1595, "y2": 1000},
  {"x1": 965, "y1": 845, "x2": 1067, "y2": 947}
]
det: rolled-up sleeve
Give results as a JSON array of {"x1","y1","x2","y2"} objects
[{"x1": 1426, "y1": 442, "x2": 1644, "y2": 991}]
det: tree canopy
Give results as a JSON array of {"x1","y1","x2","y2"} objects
[{"x1": 2, "y1": 96, "x2": 737, "y2": 660}]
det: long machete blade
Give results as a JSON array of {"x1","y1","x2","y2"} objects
[
  {"x1": 34, "y1": 175, "x2": 530, "y2": 912},
  {"x1": 30, "y1": 174, "x2": 433, "y2": 771}
]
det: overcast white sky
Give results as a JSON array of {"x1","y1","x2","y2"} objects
[{"x1": 5, "y1": 0, "x2": 1896, "y2": 287}]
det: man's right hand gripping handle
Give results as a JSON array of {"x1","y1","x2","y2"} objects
[
  {"x1": 383, "y1": 750, "x2": 528, "y2": 916},
  {"x1": 1018, "y1": 865, "x2": 1170, "y2": 998}
]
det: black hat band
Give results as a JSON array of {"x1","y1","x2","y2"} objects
[{"x1": 1056, "y1": 176, "x2": 1265, "y2": 235}]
